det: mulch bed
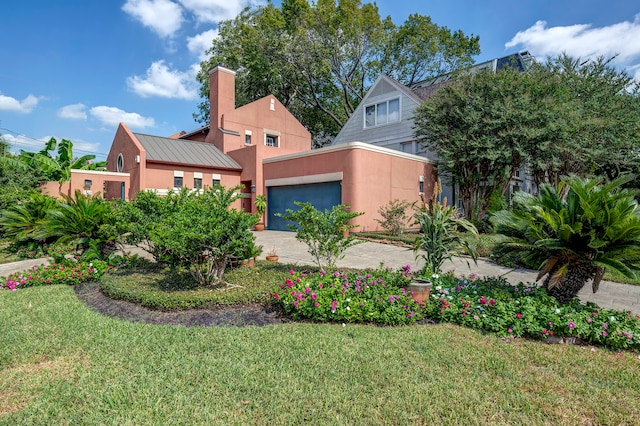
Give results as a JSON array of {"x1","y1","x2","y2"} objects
[{"x1": 74, "y1": 282, "x2": 290, "y2": 327}]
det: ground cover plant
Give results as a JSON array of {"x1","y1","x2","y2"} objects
[
  {"x1": 2, "y1": 285, "x2": 640, "y2": 424},
  {"x1": 425, "y1": 274, "x2": 640, "y2": 351},
  {"x1": 2, "y1": 255, "x2": 147, "y2": 291},
  {"x1": 271, "y1": 266, "x2": 424, "y2": 325},
  {"x1": 100, "y1": 260, "x2": 303, "y2": 310}
]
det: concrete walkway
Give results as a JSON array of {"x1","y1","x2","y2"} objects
[{"x1": 2, "y1": 230, "x2": 638, "y2": 315}]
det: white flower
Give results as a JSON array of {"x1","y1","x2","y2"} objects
[
  {"x1": 432, "y1": 273, "x2": 439, "y2": 279},
  {"x1": 346, "y1": 298, "x2": 351, "y2": 302},
  {"x1": 342, "y1": 323, "x2": 346, "y2": 327},
  {"x1": 555, "y1": 309, "x2": 561, "y2": 314},
  {"x1": 435, "y1": 286, "x2": 442, "y2": 291},
  {"x1": 610, "y1": 316, "x2": 616, "y2": 322},
  {"x1": 346, "y1": 306, "x2": 350, "y2": 310}
]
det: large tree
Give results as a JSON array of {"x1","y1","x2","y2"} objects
[
  {"x1": 195, "y1": 0, "x2": 480, "y2": 146},
  {"x1": 414, "y1": 54, "x2": 640, "y2": 220}
]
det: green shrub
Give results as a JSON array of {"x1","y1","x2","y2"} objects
[
  {"x1": 101, "y1": 261, "x2": 302, "y2": 309},
  {"x1": 425, "y1": 274, "x2": 640, "y2": 351},
  {"x1": 413, "y1": 199, "x2": 478, "y2": 276},
  {"x1": 375, "y1": 199, "x2": 411, "y2": 236},
  {"x1": 271, "y1": 265, "x2": 424, "y2": 325},
  {"x1": 277, "y1": 202, "x2": 363, "y2": 272},
  {"x1": 148, "y1": 186, "x2": 257, "y2": 285}
]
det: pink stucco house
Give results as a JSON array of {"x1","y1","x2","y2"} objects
[{"x1": 104, "y1": 65, "x2": 434, "y2": 231}]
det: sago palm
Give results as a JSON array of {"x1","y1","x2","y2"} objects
[
  {"x1": 491, "y1": 175, "x2": 640, "y2": 303},
  {"x1": 37, "y1": 190, "x2": 116, "y2": 259}
]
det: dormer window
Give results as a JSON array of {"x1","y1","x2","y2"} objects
[{"x1": 364, "y1": 98, "x2": 400, "y2": 128}]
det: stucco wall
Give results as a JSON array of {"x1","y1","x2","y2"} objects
[
  {"x1": 106, "y1": 123, "x2": 144, "y2": 199},
  {"x1": 41, "y1": 170, "x2": 130, "y2": 200},
  {"x1": 263, "y1": 143, "x2": 434, "y2": 232},
  {"x1": 144, "y1": 162, "x2": 241, "y2": 193}
]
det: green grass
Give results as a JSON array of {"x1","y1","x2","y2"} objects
[
  {"x1": 100, "y1": 261, "x2": 317, "y2": 310},
  {"x1": 2, "y1": 285, "x2": 640, "y2": 424}
]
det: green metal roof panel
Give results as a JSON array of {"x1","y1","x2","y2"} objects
[{"x1": 133, "y1": 133, "x2": 242, "y2": 170}]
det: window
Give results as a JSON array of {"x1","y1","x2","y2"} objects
[
  {"x1": 212, "y1": 179, "x2": 221, "y2": 187},
  {"x1": 116, "y1": 154, "x2": 124, "y2": 172},
  {"x1": 364, "y1": 98, "x2": 400, "y2": 127},
  {"x1": 245, "y1": 134, "x2": 251, "y2": 145},
  {"x1": 401, "y1": 142, "x2": 413, "y2": 154},
  {"x1": 265, "y1": 135, "x2": 278, "y2": 147},
  {"x1": 174, "y1": 177, "x2": 183, "y2": 188},
  {"x1": 194, "y1": 178, "x2": 202, "y2": 189}
]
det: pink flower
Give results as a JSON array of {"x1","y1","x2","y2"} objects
[
  {"x1": 602, "y1": 323, "x2": 608, "y2": 329},
  {"x1": 314, "y1": 302, "x2": 319, "y2": 307},
  {"x1": 479, "y1": 296, "x2": 487, "y2": 305},
  {"x1": 273, "y1": 292, "x2": 279, "y2": 300},
  {"x1": 568, "y1": 322, "x2": 575, "y2": 330},
  {"x1": 489, "y1": 299, "x2": 496, "y2": 306},
  {"x1": 293, "y1": 301, "x2": 299, "y2": 307},
  {"x1": 587, "y1": 317, "x2": 593, "y2": 323},
  {"x1": 331, "y1": 300, "x2": 337, "y2": 312},
  {"x1": 508, "y1": 328, "x2": 513, "y2": 334},
  {"x1": 602, "y1": 330, "x2": 608, "y2": 337},
  {"x1": 311, "y1": 293, "x2": 317, "y2": 300},
  {"x1": 289, "y1": 269, "x2": 295, "y2": 275},
  {"x1": 304, "y1": 287, "x2": 310, "y2": 294},
  {"x1": 516, "y1": 313, "x2": 522, "y2": 319},
  {"x1": 318, "y1": 283, "x2": 323, "y2": 289}
]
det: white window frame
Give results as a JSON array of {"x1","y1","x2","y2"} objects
[
  {"x1": 264, "y1": 129, "x2": 281, "y2": 147},
  {"x1": 364, "y1": 97, "x2": 401, "y2": 128}
]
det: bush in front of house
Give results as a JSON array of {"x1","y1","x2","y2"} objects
[
  {"x1": 271, "y1": 265, "x2": 424, "y2": 326},
  {"x1": 2, "y1": 255, "x2": 149, "y2": 290},
  {"x1": 425, "y1": 274, "x2": 640, "y2": 351}
]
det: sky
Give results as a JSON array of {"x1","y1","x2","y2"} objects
[{"x1": 1, "y1": 0, "x2": 639, "y2": 162}]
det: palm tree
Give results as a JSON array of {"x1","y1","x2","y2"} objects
[
  {"x1": 0, "y1": 193, "x2": 59, "y2": 247},
  {"x1": 37, "y1": 190, "x2": 116, "y2": 260},
  {"x1": 491, "y1": 175, "x2": 640, "y2": 303}
]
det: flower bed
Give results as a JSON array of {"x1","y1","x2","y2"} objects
[
  {"x1": 2, "y1": 255, "x2": 147, "y2": 290},
  {"x1": 271, "y1": 266, "x2": 424, "y2": 325},
  {"x1": 425, "y1": 274, "x2": 640, "y2": 351}
]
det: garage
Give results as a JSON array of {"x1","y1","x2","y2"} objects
[{"x1": 267, "y1": 181, "x2": 342, "y2": 231}]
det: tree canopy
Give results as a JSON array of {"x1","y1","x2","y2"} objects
[
  {"x1": 195, "y1": 0, "x2": 480, "y2": 146},
  {"x1": 413, "y1": 54, "x2": 640, "y2": 220}
]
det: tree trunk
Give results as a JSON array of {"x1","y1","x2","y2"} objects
[{"x1": 543, "y1": 262, "x2": 596, "y2": 304}]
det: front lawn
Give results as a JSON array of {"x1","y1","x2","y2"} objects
[{"x1": 1, "y1": 284, "x2": 640, "y2": 425}]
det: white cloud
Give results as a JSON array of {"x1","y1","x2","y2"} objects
[
  {"x1": 122, "y1": 0, "x2": 184, "y2": 38},
  {"x1": 0, "y1": 93, "x2": 39, "y2": 113},
  {"x1": 58, "y1": 103, "x2": 88, "y2": 120},
  {"x1": 127, "y1": 60, "x2": 198, "y2": 99},
  {"x1": 506, "y1": 14, "x2": 640, "y2": 77},
  {"x1": 187, "y1": 29, "x2": 218, "y2": 60},
  {"x1": 178, "y1": 0, "x2": 261, "y2": 24},
  {"x1": 90, "y1": 106, "x2": 156, "y2": 129}
]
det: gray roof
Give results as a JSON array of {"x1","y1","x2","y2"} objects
[{"x1": 133, "y1": 133, "x2": 242, "y2": 170}]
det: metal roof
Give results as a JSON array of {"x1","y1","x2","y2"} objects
[{"x1": 133, "y1": 133, "x2": 242, "y2": 170}]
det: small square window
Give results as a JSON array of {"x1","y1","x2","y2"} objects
[
  {"x1": 174, "y1": 177, "x2": 183, "y2": 188},
  {"x1": 194, "y1": 178, "x2": 202, "y2": 189},
  {"x1": 245, "y1": 134, "x2": 251, "y2": 145},
  {"x1": 212, "y1": 179, "x2": 221, "y2": 187},
  {"x1": 265, "y1": 135, "x2": 278, "y2": 147}
]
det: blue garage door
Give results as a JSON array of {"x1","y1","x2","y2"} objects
[{"x1": 267, "y1": 181, "x2": 342, "y2": 231}]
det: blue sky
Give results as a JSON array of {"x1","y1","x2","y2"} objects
[{"x1": 1, "y1": 0, "x2": 639, "y2": 161}]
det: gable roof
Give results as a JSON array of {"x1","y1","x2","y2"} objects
[{"x1": 133, "y1": 132, "x2": 242, "y2": 170}]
